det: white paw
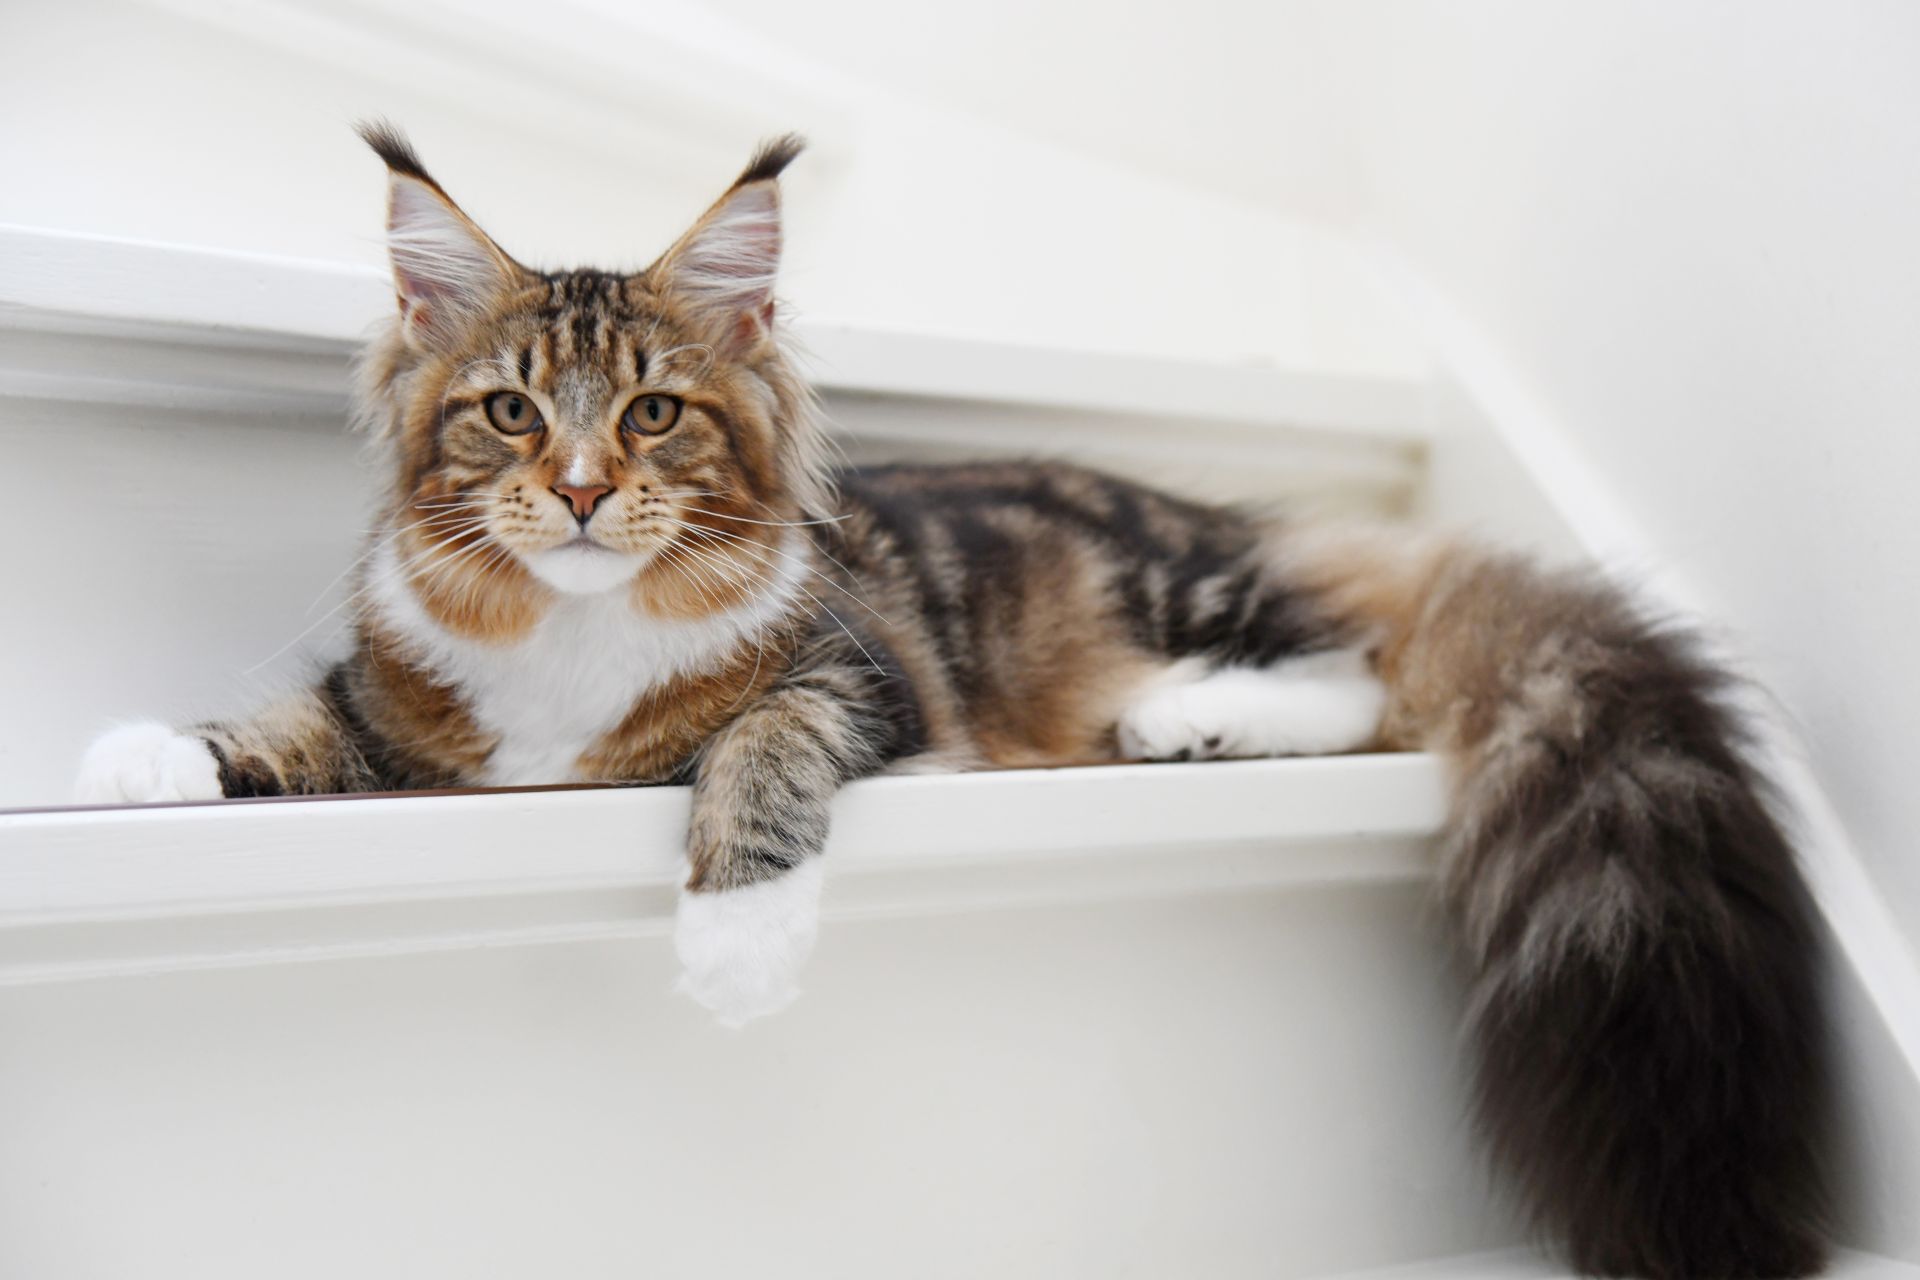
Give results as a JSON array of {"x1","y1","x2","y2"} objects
[
  {"x1": 1117, "y1": 648, "x2": 1387, "y2": 761},
  {"x1": 75, "y1": 722, "x2": 224, "y2": 804},
  {"x1": 673, "y1": 860, "x2": 825, "y2": 1028}
]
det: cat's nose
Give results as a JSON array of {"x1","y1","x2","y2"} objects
[{"x1": 552, "y1": 483, "x2": 612, "y2": 524}]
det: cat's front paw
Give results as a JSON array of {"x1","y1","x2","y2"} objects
[
  {"x1": 673, "y1": 859, "x2": 825, "y2": 1028},
  {"x1": 75, "y1": 722, "x2": 224, "y2": 804}
]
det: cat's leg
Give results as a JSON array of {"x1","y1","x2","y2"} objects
[
  {"x1": 76, "y1": 678, "x2": 380, "y2": 802},
  {"x1": 1116, "y1": 646, "x2": 1386, "y2": 762},
  {"x1": 675, "y1": 662, "x2": 905, "y2": 1027}
]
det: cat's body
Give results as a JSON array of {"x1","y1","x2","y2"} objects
[{"x1": 77, "y1": 128, "x2": 1830, "y2": 1277}]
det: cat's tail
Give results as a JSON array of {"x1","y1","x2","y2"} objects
[{"x1": 1284, "y1": 525, "x2": 1831, "y2": 1278}]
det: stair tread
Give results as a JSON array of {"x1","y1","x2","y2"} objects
[
  {"x1": 0, "y1": 224, "x2": 1430, "y2": 440},
  {"x1": 0, "y1": 754, "x2": 1447, "y2": 983}
]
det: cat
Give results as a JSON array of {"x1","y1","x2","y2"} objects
[{"x1": 76, "y1": 124, "x2": 1829, "y2": 1278}]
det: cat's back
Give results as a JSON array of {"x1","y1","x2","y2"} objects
[
  {"x1": 817, "y1": 459, "x2": 1329, "y2": 767},
  {"x1": 832, "y1": 459, "x2": 1250, "y2": 554}
]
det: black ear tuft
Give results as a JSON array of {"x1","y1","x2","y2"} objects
[
  {"x1": 355, "y1": 119, "x2": 439, "y2": 188},
  {"x1": 734, "y1": 134, "x2": 806, "y2": 188}
]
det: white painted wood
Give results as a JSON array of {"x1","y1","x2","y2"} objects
[
  {"x1": 0, "y1": 223, "x2": 1432, "y2": 442},
  {"x1": 0, "y1": 878, "x2": 1518, "y2": 1279},
  {"x1": 0, "y1": 755, "x2": 1446, "y2": 983},
  {"x1": 0, "y1": 223, "x2": 391, "y2": 344},
  {"x1": 0, "y1": 394, "x2": 374, "y2": 811},
  {"x1": 796, "y1": 318, "x2": 1429, "y2": 438}
]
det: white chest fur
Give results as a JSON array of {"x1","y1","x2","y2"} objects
[{"x1": 364, "y1": 536, "x2": 806, "y2": 785}]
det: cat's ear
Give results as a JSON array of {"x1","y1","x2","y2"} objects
[
  {"x1": 649, "y1": 134, "x2": 804, "y2": 352},
  {"x1": 358, "y1": 121, "x2": 528, "y2": 350}
]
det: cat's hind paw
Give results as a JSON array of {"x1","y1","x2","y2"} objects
[
  {"x1": 75, "y1": 722, "x2": 224, "y2": 804},
  {"x1": 673, "y1": 859, "x2": 824, "y2": 1028},
  {"x1": 1118, "y1": 648, "x2": 1387, "y2": 761}
]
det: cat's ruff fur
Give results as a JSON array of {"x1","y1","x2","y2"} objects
[
  {"x1": 361, "y1": 534, "x2": 811, "y2": 787},
  {"x1": 76, "y1": 125, "x2": 1831, "y2": 1277}
]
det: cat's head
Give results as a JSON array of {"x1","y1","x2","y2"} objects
[{"x1": 353, "y1": 122, "x2": 828, "y2": 631}]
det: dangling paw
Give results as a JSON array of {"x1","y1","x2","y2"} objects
[
  {"x1": 673, "y1": 859, "x2": 825, "y2": 1028},
  {"x1": 1117, "y1": 648, "x2": 1387, "y2": 761},
  {"x1": 75, "y1": 722, "x2": 224, "y2": 804}
]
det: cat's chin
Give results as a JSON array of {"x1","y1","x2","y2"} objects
[{"x1": 522, "y1": 542, "x2": 650, "y2": 595}]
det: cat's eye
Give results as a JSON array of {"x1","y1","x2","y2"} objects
[
  {"x1": 485, "y1": 391, "x2": 544, "y2": 435},
  {"x1": 623, "y1": 394, "x2": 681, "y2": 436}
]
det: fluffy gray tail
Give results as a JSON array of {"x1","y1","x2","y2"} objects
[{"x1": 1292, "y1": 529, "x2": 1832, "y2": 1277}]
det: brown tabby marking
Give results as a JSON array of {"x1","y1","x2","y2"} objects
[
  {"x1": 576, "y1": 651, "x2": 788, "y2": 784},
  {"x1": 191, "y1": 687, "x2": 378, "y2": 798},
  {"x1": 348, "y1": 625, "x2": 494, "y2": 786}
]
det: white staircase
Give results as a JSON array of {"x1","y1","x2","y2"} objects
[
  {"x1": 3, "y1": 224, "x2": 1915, "y2": 1278},
  {"x1": 0, "y1": 227, "x2": 1497, "y2": 1278},
  {"x1": 2, "y1": 2, "x2": 1918, "y2": 1271}
]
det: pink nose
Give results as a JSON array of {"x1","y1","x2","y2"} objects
[{"x1": 552, "y1": 483, "x2": 612, "y2": 521}]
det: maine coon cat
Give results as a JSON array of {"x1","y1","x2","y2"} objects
[{"x1": 77, "y1": 125, "x2": 1829, "y2": 1278}]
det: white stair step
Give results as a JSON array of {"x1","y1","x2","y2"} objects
[
  {"x1": 0, "y1": 223, "x2": 1429, "y2": 438},
  {"x1": 0, "y1": 225, "x2": 1431, "y2": 809},
  {"x1": 0, "y1": 224, "x2": 1430, "y2": 510},
  {"x1": 1324, "y1": 1250, "x2": 1920, "y2": 1279},
  {"x1": 0, "y1": 753, "x2": 1446, "y2": 984}
]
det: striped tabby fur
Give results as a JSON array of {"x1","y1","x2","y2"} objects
[{"x1": 76, "y1": 127, "x2": 1829, "y2": 1276}]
